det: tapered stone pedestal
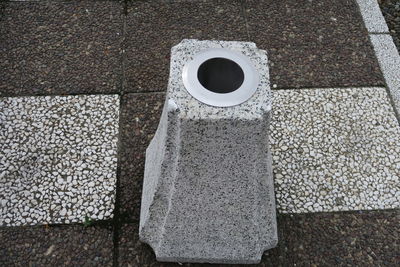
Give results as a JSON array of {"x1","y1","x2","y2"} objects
[{"x1": 139, "y1": 39, "x2": 277, "y2": 264}]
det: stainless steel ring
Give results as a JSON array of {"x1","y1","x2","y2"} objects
[{"x1": 182, "y1": 48, "x2": 260, "y2": 107}]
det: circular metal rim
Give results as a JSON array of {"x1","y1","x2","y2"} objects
[{"x1": 182, "y1": 48, "x2": 259, "y2": 107}]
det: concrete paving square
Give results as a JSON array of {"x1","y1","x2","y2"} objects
[
  {"x1": 245, "y1": 0, "x2": 384, "y2": 89},
  {"x1": 0, "y1": 224, "x2": 114, "y2": 266},
  {"x1": 274, "y1": 210, "x2": 399, "y2": 266},
  {"x1": 271, "y1": 87, "x2": 400, "y2": 213},
  {"x1": 118, "y1": 93, "x2": 165, "y2": 222},
  {"x1": 0, "y1": 1, "x2": 123, "y2": 97},
  {"x1": 124, "y1": 0, "x2": 248, "y2": 93},
  {"x1": 0, "y1": 95, "x2": 119, "y2": 226}
]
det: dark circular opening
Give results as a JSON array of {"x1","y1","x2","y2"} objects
[{"x1": 197, "y1": 57, "x2": 244, "y2": 94}]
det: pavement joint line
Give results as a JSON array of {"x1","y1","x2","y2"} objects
[
  {"x1": 113, "y1": 14, "x2": 126, "y2": 261},
  {"x1": 112, "y1": 96, "x2": 124, "y2": 267},
  {"x1": 355, "y1": 0, "x2": 389, "y2": 33}
]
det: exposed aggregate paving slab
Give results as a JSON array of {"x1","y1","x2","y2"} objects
[
  {"x1": 124, "y1": 0, "x2": 248, "y2": 93},
  {"x1": 245, "y1": 0, "x2": 384, "y2": 89},
  {"x1": 245, "y1": 0, "x2": 370, "y2": 47},
  {"x1": 118, "y1": 221, "x2": 280, "y2": 267},
  {"x1": 118, "y1": 210, "x2": 399, "y2": 266},
  {"x1": 0, "y1": 1, "x2": 123, "y2": 97},
  {"x1": 267, "y1": 44, "x2": 383, "y2": 89},
  {"x1": 0, "y1": 95, "x2": 119, "y2": 226},
  {"x1": 118, "y1": 93, "x2": 165, "y2": 222},
  {"x1": 0, "y1": 224, "x2": 114, "y2": 266},
  {"x1": 270, "y1": 210, "x2": 400, "y2": 266},
  {"x1": 271, "y1": 87, "x2": 400, "y2": 213}
]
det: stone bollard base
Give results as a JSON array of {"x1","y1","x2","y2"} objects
[{"x1": 139, "y1": 39, "x2": 277, "y2": 264}]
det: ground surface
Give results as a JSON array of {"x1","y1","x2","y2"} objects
[
  {"x1": 0, "y1": 0, "x2": 399, "y2": 266},
  {"x1": 380, "y1": 0, "x2": 400, "y2": 49}
]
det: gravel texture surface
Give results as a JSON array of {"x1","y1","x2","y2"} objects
[
  {"x1": 245, "y1": 0, "x2": 384, "y2": 89},
  {"x1": 271, "y1": 87, "x2": 400, "y2": 213},
  {"x1": 370, "y1": 34, "x2": 400, "y2": 119},
  {"x1": 380, "y1": 0, "x2": 400, "y2": 51},
  {"x1": 124, "y1": 0, "x2": 248, "y2": 93},
  {"x1": 0, "y1": 1, "x2": 123, "y2": 97},
  {"x1": 118, "y1": 210, "x2": 399, "y2": 266},
  {"x1": 356, "y1": 0, "x2": 389, "y2": 33},
  {"x1": 0, "y1": 95, "x2": 119, "y2": 226},
  {"x1": 118, "y1": 93, "x2": 165, "y2": 222},
  {"x1": 0, "y1": 224, "x2": 114, "y2": 266}
]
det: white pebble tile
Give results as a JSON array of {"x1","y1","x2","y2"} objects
[
  {"x1": 271, "y1": 87, "x2": 400, "y2": 213},
  {"x1": 0, "y1": 95, "x2": 119, "y2": 226}
]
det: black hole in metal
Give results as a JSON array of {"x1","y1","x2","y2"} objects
[{"x1": 197, "y1": 58, "x2": 244, "y2": 94}]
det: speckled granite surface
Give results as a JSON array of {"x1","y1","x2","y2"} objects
[
  {"x1": 139, "y1": 40, "x2": 276, "y2": 264},
  {"x1": 168, "y1": 39, "x2": 272, "y2": 117}
]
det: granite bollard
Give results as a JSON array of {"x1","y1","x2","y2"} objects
[{"x1": 139, "y1": 39, "x2": 277, "y2": 264}]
